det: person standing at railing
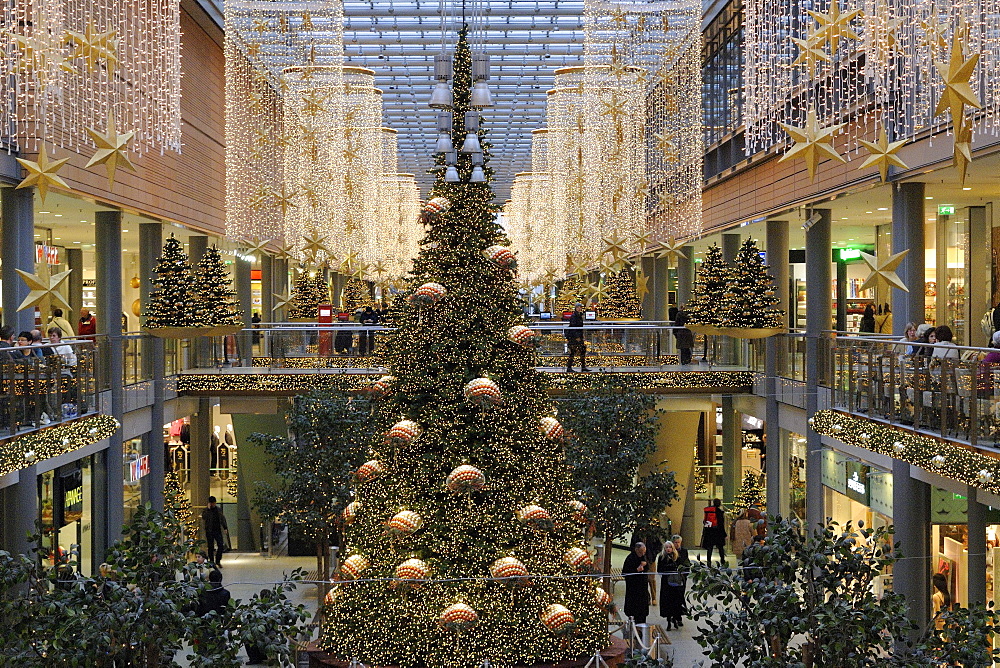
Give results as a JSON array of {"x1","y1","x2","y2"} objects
[
  {"x1": 47, "y1": 328, "x2": 77, "y2": 368},
  {"x1": 859, "y1": 304, "x2": 876, "y2": 334},
  {"x1": 564, "y1": 303, "x2": 589, "y2": 372},
  {"x1": 673, "y1": 309, "x2": 694, "y2": 365},
  {"x1": 898, "y1": 322, "x2": 918, "y2": 355},
  {"x1": 78, "y1": 309, "x2": 97, "y2": 339},
  {"x1": 977, "y1": 332, "x2": 1000, "y2": 396},
  {"x1": 622, "y1": 541, "x2": 650, "y2": 625}
]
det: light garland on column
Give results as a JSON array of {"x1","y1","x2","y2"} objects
[{"x1": 0, "y1": 0, "x2": 181, "y2": 157}]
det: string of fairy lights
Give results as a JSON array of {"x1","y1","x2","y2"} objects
[
  {"x1": 506, "y1": 0, "x2": 703, "y2": 288},
  {"x1": 0, "y1": 0, "x2": 181, "y2": 157},
  {"x1": 224, "y1": 0, "x2": 422, "y2": 282},
  {"x1": 744, "y1": 0, "x2": 1000, "y2": 173}
]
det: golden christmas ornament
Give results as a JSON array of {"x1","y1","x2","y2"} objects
[
  {"x1": 859, "y1": 249, "x2": 910, "y2": 293},
  {"x1": 778, "y1": 108, "x2": 845, "y2": 181},
  {"x1": 85, "y1": 111, "x2": 136, "y2": 188},
  {"x1": 857, "y1": 127, "x2": 908, "y2": 182},
  {"x1": 934, "y1": 30, "x2": 982, "y2": 129},
  {"x1": 806, "y1": 2, "x2": 860, "y2": 54},
  {"x1": 790, "y1": 35, "x2": 831, "y2": 77},
  {"x1": 15, "y1": 150, "x2": 70, "y2": 204},
  {"x1": 953, "y1": 118, "x2": 973, "y2": 185}
]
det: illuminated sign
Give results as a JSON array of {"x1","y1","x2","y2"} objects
[
  {"x1": 35, "y1": 244, "x2": 60, "y2": 265},
  {"x1": 844, "y1": 461, "x2": 871, "y2": 505},
  {"x1": 125, "y1": 455, "x2": 149, "y2": 484},
  {"x1": 938, "y1": 205, "x2": 956, "y2": 216},
  {"x1": 838, "y1": 248, "x2": 863, "y2": 261}
]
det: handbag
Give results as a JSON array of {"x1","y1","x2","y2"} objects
[{"x1": 666, "y1": 572, "x2": 685, "y2": 587}]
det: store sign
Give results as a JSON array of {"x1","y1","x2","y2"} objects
[
  {"x1": 844, "y1": 461, "x2": 871, "y2": 505},
  {"x1": 938, "y1": 205, "x2": 956, "y2": 216},
  {"x1": 62, "y1": 469, "x2": 83, "y2": 523},
  {"x1": 125, "y1": 455, "x2": 149, "y2": 485},
  {"x1": 838, "y1": 248, "x2": 862, "y2": 261},
  {"x1": 35, "y1": 244, "x2": 59, "y2": 265},
  {"x1": 821, "y1": 449, "x2": 846, "y2": 494}
]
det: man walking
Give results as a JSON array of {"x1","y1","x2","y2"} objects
[
  {"x1": 202, "y1": 496, "x2": 228, "y2": 567},
  {"x1": 565, "y1": 303, "x2": 590, "y2": 372}
]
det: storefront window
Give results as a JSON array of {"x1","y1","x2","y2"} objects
[
  {"x1": 123, "y1": 437, "x2": 144, "y2": 525},
  {"x1": 788, "y1": 431, "x2": 806, "y2": 521},
  {"x1": 39, "y1": 457, "x2": 94, "y2": 576}
]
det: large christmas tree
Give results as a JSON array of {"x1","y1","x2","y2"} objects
[
  {"x1": 341, "y1": 277, "x2": 374, "y2": 312},
  {"x1": 321, "y1": 27, "x2": 606, "y2": 667},
  {"x1": 144, "y1": 236, "x2": 201, "y2": 328},
  {"x1": 192, "y1": 245, "x2": 242, "y2": 327},
  {"x1": 598, "y1": 267, "x2": 641, "y2": 320},
  {"x1": 287, "y1": 272, "x2": 328, "y2": 319},
  {"x1": 555, "y1": 275, "x2": 587, "y2": 314},
  {"x1": 720, "y1": 238, "x2": 784, "y2": 329},
  {"x1": 684, "y1": 243, "x2": 731, "y2": 326}
]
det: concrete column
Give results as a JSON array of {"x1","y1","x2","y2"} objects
[
  {"x1": 836, "y1": 259, "x2": 848, "y2": 332},
  {"x1": 968, "y1": 207, "x2": 990, "y2": 347},
  {"x1": 2, "y1": 186, "x2": 37, "y2": 334},
  {"x1": 722, "y1": 233, "x2": 741, "y2": 265},
  {"x1": 332, "y1": 272, "x2": 345, "y2": 309},
  {"x1": 66, "y1": 248, "x2": 84, "y2": 327},
  {"x1": 653, "y1": 258, "x2": 669, "y2": 321},
  {"x1": 189, "y1": 396, "x2": 212, "y2": 522},
  {"x1": 3, "y1": 464, "x2": 37, "y2": 559},
  {"x1": 235, "y1": 256, "x2": 252, "y2": 366},
  {"x1": 764, "y1": 337, "x2": 788, "y2": 517},
  {"x1": 767, "y1": 220, "x2": 790, "y2": 377},
  {"x1": 891, "y1": 182, "x2": 925, "y2": 336},
  {"x1": 138, "y1": 222, "x2": 164, "y2": 511},
  {"x1": 721, "y1": 395, "x2": 740, "y2": 505},
  {"x1": 273, "y1": 259, "x2": 288, "y2": 320},
  {"x1": 676, "y1": 248, "x2": 694, "y2": 308},
  {"x1": 893, "y1": 463, "x2": 930, "y2": 637},
  {"x1": 640, "y1": 256, "x2": 655, "y2": 320},
  {"x1": 968, "y1": 486, "x2": 988, "y2": 606},
  {"x1": 805, "y1": 209, "x2": 832, "y2": 532},
  {"x1": 96, "y1": 210, "x2": 124, "y2": 550},
  {"x1": 260, "y1": 254, "x2": 273, "y2": 325}
]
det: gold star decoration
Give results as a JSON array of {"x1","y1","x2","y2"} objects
[
  {"x1": 790, "y1": 35, "x2": 831, "y2": 77},
  {"x1": 351, "y1": 262, "x2": 370, "y2": 280},
  {"x1": 857, "y1": 127, "x2": 908, "y2": 182},
  {"x1": 657, "y1": 190, "x2": 676, "y2": 209},
  {"x1": 240, "y1": 237, "x2": 271, "y2": 259},
  {"x1": 250, "y1": 185, "x2": 271, "y2": 211},
  {"x1": 632, "y1": 231, "x2": 653, "y2": 252},
  {"x1": 589, "y1": 281, "x2": 609, "y2": 303},
  {"x1": 778, "y1": 107, "x2": 845, "y2": 181},
  {"x1": 67, "y1": 21, "x2": 118, "y2": 73},
  {"x1": 953, "y1": 118, "x2": 973, "y2": 185},
  {"x1": 934, "y1": 28, "x2": 981, "y2": 129},
  {"x1": 919, "y1": 16, "x2": 949, "y2": 53},
  {"x1": 655, "y1": 238, "x2": 689, "y2": 264},
  {"x1": 85, "y1": 111, "x2": 136, "y2": 188},
  {"x1": 301, "y1": 12, "x2": 314, "y2": 30},
  {"x1": 610, "y1": 8, "x2": 628, "y2": 27},
  {"x1": 599, "y1": 93, "x2": 627, "y2": 120},
  {"x1": 246, "y1": 42, "x2": 261, "y2": 58},
  {"x1": 542, "y1": 266, "x2": 560, "y2": 284},
  {"x1": 300, "y1": 230, "x2": 328, "y2": 259},
  {"x1": 16, "y1": 150, "x2": 70, "y2": 204},
  {"x1": 300, "y1": 89, "x2": 328, "y2": 116},
  {"x1": 274, "y1": 241, "x2": 296, "y2": 261},
  {"x1": 339, "y1": 250, "x2": 359, "y2": 274},
  {"x1": 271, "y1": 186, "x2": 299, "y2": 216},
  {"x1": 654, "y1": 131, "x2": 677, "y2": 159},
  {"x1": 601, "y1": 233, "x2": 629, "y2": 262},
  {"x1": 272, "y1": 291, "x2": 293, "y2": 314},
  {"x1": 600, "y1": 257, "x2": 624, "y2": 275},
  {"x1": 635, "y1": 178, "x2": 651, "y2": 200},
  {"x1": 568, "y1": 256, "x2": 591, "y2": 277},
  {"x1": 859, "y1": 249, "x2": 910, "y2": 293},
  {"x1": 252, "y1": 18, "x2": 270, "y2": 32},
  {"x1": 370, "y1": 261, "x2": 388, "y2": 277},
  {"x1": 807, "y1": 2, "x2": 860, "y2": 54},
  {"x1": 16, "y1": 268, "x2": 72, "y2": 313},
  {"x1": 635, "y1": 270, "x2": 650, "y2": 301}
]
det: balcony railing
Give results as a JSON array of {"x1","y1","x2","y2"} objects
[
  {"x1": 0, "y1": 338, "x2": 99, "y2": 438},
  {"x1": 825, "y1": 334, "x2": 1000, "y2": 447}
]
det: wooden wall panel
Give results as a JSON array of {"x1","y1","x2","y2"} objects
[{"x1": 23, "y1": 8, "x2": 226, "y2": 236}]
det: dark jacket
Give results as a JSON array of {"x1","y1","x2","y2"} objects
[
  {"x1": 565, "y1": 311, "x2": 584, "y2": 342},
  {"x1": 622, "y1": 551, "x2": 650, "y2": 621},
  {"x1": 202, "y1": 505, "x2": 228, "y2": 536},
  {"x1": 196, "y1": 584, "x2": 231, "y2": 617}
]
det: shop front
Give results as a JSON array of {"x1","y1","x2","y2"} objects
[{"x1": 39, "y1": 454, "x2": 96, "y2": 576}]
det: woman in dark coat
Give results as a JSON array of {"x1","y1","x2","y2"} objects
[
  {"x1": 622, "y1": 542, "x2": 650, "y2": 624},
  {"x1": 656, "y1": 541, "x2": 686, "y2": 629}
]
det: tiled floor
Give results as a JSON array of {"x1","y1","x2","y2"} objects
[{"x1": 184, "y1": 549, "x2": 719, "y2": 666}]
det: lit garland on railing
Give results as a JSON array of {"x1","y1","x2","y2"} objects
[
  {"x1": 0, "y1": 0, "x2": 181, "y2": 156},
  {"x1": 176, "y1": 369, "x2": 753, "y2": 396},
  {"x1": 810, "y1": 409, "x2": 1000, "y2": 495},
  {"x1": 0, "y1": 414, "x2": 119, "y2": 477}
]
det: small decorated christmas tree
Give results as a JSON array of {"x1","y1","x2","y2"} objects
[
  {"x1": 193, "y1": 245, "x2": 242, "y2": 328},
  {"x1": 721, "y1": 238, "x2": 784, "y2": 329},
  {"x1": 693, "y1": 448, "x2": 708, "y2": 495},
  {"x1": 736, "y1": 470, "x2": 765, "y2": 509},
  {"x1": 555, "y1": 275, "x2": 587, "y2": 314},
  {"x1": 164, "y1": 471, "x2": 198, "y2": 541},
  {"x1": 144, "y1": 236, "x2": 201, "y2": 328},
  {"x1": 287, "y1": 272, "x2": 328, "y2": 320},
  {"x1": 341, "y1": 277, "x2": 374, "y2": 312},
  {"x1": 685, "y1": 243, "x2": 731, "y2": 326},
  {"x1": 599, "y1": 266, "x2": 641, "y2": 320}
]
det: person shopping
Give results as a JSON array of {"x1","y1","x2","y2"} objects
[
  {"x1": 622, "y1": 542, "x2": 650, "y2": 625},
  {"x1": 656, "y1": 541, "x2": 687, "y2": 630}
]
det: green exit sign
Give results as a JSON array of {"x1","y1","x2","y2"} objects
[
  {"x1": 938, "y1": 205, "x2": 956, "y2": 216},
  {"x1": 838, "y1": 248, "x2": 862, "y2": 261}
]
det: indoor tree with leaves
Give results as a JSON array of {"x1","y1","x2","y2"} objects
[
  {"x1": 321, "y1": 26, "x2": 607, "y2": 667},
  {"x1": 559, "y1": 378, "x2": 678, "y2": 581}
]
